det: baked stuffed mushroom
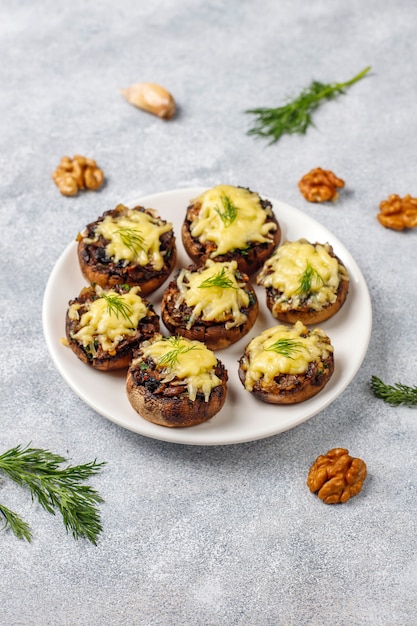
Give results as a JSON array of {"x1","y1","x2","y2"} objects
[
  {"x1": 77, "y1": 204, "x2": 176, "y2": 294},
  {"x1": 257, "y1": 239, "x2": 349, "y2": 325},
  {"x1": 126, "y1": 335, "x2": 228, "y2": 427},
  {"x1": 160, "y1": 259, "x2": 258, "y2": 350},
  {"x1": 65, "y1": 284, "x2": 160, "y2": 370},
  {"x1": 181, "y1": 185, "x2": 281, "y2": 275},
  {"x1": 238, "y1": 321, "x2": 334, "y2": 404}
]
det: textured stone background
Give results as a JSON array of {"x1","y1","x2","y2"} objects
[{"x1": 1, "y1": 1, "x2": 416, "y2": 624}]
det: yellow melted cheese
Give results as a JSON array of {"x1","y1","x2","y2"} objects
[
  {"x1": 176, "y1": 260, "x2": 250, "y2": 329},
  {"x1": 190, "y1": 185, "x2": 276, "y2": 256},
  {"x1": 92, "y1": 207, "x2": 173, "y2": 270},
  {"x1": 68, "y1": 286, "x2": 149, "y2": 354},
  {"x1": 241, "y1": 321, "x2": 333, "y2": 391},
  {"x1": 257, "y1": 239, "x2": 349, "y2": 311},
  {"x1": 140, "y1": 336, "x2": 222, "y2": 401}
]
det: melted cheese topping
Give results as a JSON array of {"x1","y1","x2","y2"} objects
[
  {"x1": 140, "y1": 337, "x2": 222, "y2": 401},
  {"x1": 92, "y1": 207, "x2": 173, "y2": 270},
  {"x1": 68, "y1": 286, "x2": 149, "y2": 354},
  {"x1": 257, "y1": 239, "x2": 349, "y2": 311},
  {"x1": 241, "y1": 321, "x2": 333, "y2": 391},
  {"x1": 190, "y1": 185, "x2": 276, "y2": 256},
  {"x1": 176, "y1": 260, "x2": 250, "y2": 329}
]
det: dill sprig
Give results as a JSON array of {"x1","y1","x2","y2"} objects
[
  {"x1": 370, "y1": 376, "x2": 417, "y2": 407},
  {"x1": 265, "y1": 338, "x2": 304, "y2": 359},
  {"x1": 215, "y1": 194, "x2": 238, "y2": 227},
  {"x1": 246, "y1": 66, "x2": 371, "y2": 144},
  {"x1": 102, "y1": 292, "x2": 134, "y2": 326},
  {"x1": 115, "y1": 226, "x2": 145, "y2": 255},
  {"x1": 297, "y1": 262, "x2": 324, "y2": 295},
  {"x1": 158, "y1": 336, "x2": 200, "y2": 369},
  {"x1": 198, "y1": 267, "x2": 237, "y2": 290},
  {"x1": 0, "y1": 502, "x2": 33, "y2": 542},
  {"x1": 0, "y1": 445, "x2": 105, "y2": 544}
]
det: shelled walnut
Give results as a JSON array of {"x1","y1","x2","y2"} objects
[
  {"x1": 307, "y1": 448, "x2": 367, "y2": 504},
  {"x1": 377, "y1": 194, "x2": 417, "y2": 230},
  {"x1": 298, "y1": 167, "x2": 345, "y2": 203},
  {"x1": 52, "y1": 155, "x2": 104, "y2": 196}
]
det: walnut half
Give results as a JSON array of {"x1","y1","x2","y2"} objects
[
  {"x1": 307, "y1": 448, "x2": 367, "y2": 504},
  {"x1": 377, "y1": 194, "x2": 417, "y2": 230},
  {"x1": 298, "y1": 167, "x2": 345, "y2": 203},
  {"x1": 52, "y1": 155, "x2": 104, "y2": 196}
]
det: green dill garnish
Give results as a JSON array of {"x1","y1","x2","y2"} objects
[
  {"x1": 0, "y1": 502, "x2": 32, "y2": 542},
  {"x1": 297, "y1": 262, "x2": 324, "y2": 295},
  {"x1": 101, "y1": 293, "x2": 134, "y2": 326},
  {"x1": 246, "y1": 66, "x2": 371, "y2": 144},
  {"x1": 0, "y1": 445, "x2": 105, "y2": 544},
  {"x1": 158, "y1": 336, "x2": 200, "y2": 369},
  {"x1": 370, "y1": 376, "x2": 417, "y2": 407},
  {"x1": 265, "y1": 338, "x2": 304, "y2": 359},
  {"x1": 114, "y1": 227, "x2": 145, "y2": 255},
  {"x1": 198, "y1": 267, "x2": 237, "y2": 290},
  {"x1": 215, "y1": 194, "x2": 238, "y2": 227}
]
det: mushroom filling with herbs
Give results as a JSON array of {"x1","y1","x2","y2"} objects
[
  {"x1": 68, "y1": 286, "x2": 150, "y2": 356},
  {"x1": 257, "y1": 239, "x2": 349, "y2": 312},
  {"x1": 189, "y1": 185, "x2": 277, "y2": 256},
  {"x1": 91, "y1": 206, "x2": 173, "y2": 269},
  {"x1": 138, "y1": 336, "x2": 222, "y2": 402},
  {"x1": 240, "y1": 321, "x2": 334, "y2": 393},
  {"x1": 175, "y1": 260, "x2": 252, "y2": 329}
]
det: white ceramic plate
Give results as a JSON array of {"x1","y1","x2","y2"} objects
[{"x1": 43, "y1": 187, "x2": 372, "y2": 446}]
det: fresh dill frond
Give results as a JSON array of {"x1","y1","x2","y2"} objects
[
  {"x1": 297, "y1": 262, "x2": 324, "y2": 295},
  {"x1": 114, "y1": 226, "x2": 145, "y2": 255},
  {"x1": 246, "y1": 66, "x2": 371, "y2": 144},
  {"x1": 370, "y1": 376, "x2": 417, "y2": 407},
  {"x1": 265, "y1": 338, "x2": 304, "y2": 359},
  {"x1": 101, "y1": 293, "x2": 134, "y2": 326},
  {"x1": 215, "y1": 194, "x2": 238, "y2": 227},
  {"x1": 0, "y1": 445, "x2": 105, "y2": 544},
  {"x1": 158, "y1": 336, "x2": 200, "y2": 369},
  {"x1": 198, "y1": 267, "x2": 237, "y2": 290},
  {"x1": 0, "y1": 502, "x2": 33, "y2": 542}
]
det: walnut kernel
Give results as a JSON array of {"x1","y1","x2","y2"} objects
[
  {"x1": 52, "y1": 155, "x2": 104, "y2": 196},
  {"x1": 377, "y1": 194, "x2": 417, "y2": 230},
  {"x1": 307, "y1": 448, "x2": 367, "y2": 504},
  {"x1": 298, "y1": 167, "x2": 345, "y2": 203}
]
